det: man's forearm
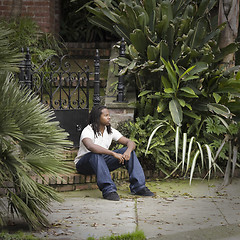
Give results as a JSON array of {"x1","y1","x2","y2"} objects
[
  {"x1": 126, "y1": 140, "x2": 136, "y2": 152},
  {"x1": 87, "y1": 143, "x2": 114, "y2": 156}
]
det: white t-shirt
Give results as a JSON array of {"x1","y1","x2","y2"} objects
[{"x1": 74, "y1": 125, "x2": 123, "y2": 164}]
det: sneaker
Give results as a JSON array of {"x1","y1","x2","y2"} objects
[
  {"x1": 134, "y1": 187, "x2": 155, "y2": 196},
  {"x1": 103, "y1": 192, "x2": 120, "y2": 201}
]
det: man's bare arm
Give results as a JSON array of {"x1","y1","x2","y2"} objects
[
  {"x1": 82, "y1": 138, "x2": 124, "y2": 162},
  {"x1": 117, "y1": 136, "x2": 136, "y2": 161}
]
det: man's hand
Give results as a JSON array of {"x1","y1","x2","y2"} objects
[
  {"x1": 112, "y1": 152, "x2": 125, "y2": 165},
  {"x1": 122, "y1": 149, "x2": 131, "y2": 161},
  {"x1": 112, "y1": 150, "x2": 132, "y2": 164}
]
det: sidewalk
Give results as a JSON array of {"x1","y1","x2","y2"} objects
[{"x1": 32, "y1": 178, "x2": 240, "y2": 240}]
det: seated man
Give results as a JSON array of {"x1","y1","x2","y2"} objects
[{"x1": 74, "y1": 105, "x2": 154, "y2": 201}]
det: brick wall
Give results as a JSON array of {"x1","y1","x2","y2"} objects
[{"x1": 0, "y1": 0, "x2": 60, "y2": 34}]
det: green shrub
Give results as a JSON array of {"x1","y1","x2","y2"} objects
[
  {"x1": 1, "y1": 17, "x2": 65, "y2": 68},
  {"x1": 0, "y1": 231, "x2": 40, "y2": 240},
  {"x1": 115, "y1": 116, "x2": 176, "y2": 175}
]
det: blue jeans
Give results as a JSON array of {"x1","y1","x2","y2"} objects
[{"x1": 76, "y1": 147, "x2": 146, "y2": 197}]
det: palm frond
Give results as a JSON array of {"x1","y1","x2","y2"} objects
[{"x1": 0, "y1": 73, "x2": 72, "y2": 228}]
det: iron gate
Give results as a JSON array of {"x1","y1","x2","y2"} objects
[{"x1": 18, "y1": 49, "x2": 100, "y2": 147}]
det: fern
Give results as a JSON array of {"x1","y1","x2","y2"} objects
[{"x1": 205, "y1": 117, "x2": 227, "y2": 135}]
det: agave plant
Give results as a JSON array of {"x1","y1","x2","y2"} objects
[{"x1": 86, "y1": 0, "x2": 238, "y2": 90}]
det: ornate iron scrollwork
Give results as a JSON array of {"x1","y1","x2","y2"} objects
[{"x1": 21, "y1": 53, "x2": 90, "y2": 110}]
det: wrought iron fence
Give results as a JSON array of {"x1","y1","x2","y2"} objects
[
  {"x1": 18, "y1": 39, "x2": 127, "y2": 109},
  {"x1": 19, "y1": 48, "x2": 91, "y2": 110}
]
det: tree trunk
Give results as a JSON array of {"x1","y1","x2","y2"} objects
[{"x1": 218, "y1": 0, "x2": 239, "y2": 67}]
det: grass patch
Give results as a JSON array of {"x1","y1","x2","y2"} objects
[
  {"x1": 87, "y1": 230, "x2": 146, "y2": 240},
  {"x1": 0, "y1": 231, "x2": 40, "y2": 240}
]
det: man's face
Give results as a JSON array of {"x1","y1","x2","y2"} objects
[{"x1": 100, "y1": 108, "x2": 111, "y2": 126}]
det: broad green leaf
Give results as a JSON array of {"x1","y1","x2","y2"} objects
[
  {"x1": 197, "y1": 0, "x2": 211, "y2": 16},
  {"x1": 166, "y1": 24, "x2": 175, "y2": 52},
  {"x1": 130, "y1": 29, "x2": 147, "y2": 55},
  {"x1": 129, "y1": 60, "x2": 137, "y2": 70},
  {"x1": 161, "y1": 0, "x2": 173, "y2": 32},
  {"x1": 213, "y1": 92, "x2": 221, "y2": 103},
  {"x1": 88, "y1": 16, "x2": 114, "y2": 33},
  {"x1": 164, "y1": 88, "x2": 174, "y2": 93},
  {"x1": 95, "y1": 0, "x2": 111, "y2": 9},
  {"x1": 118, "y1": 67, "x2": 128, "y2": 75},
  {"x1": 169, "y1": 99, "x2": 183, "y2": 126},
  {"x1": 147, "y1": 45, "x2": 159, "y2": 61},
  {"x1": 157, "y1": 100, "x2": 167, "y2": 112},
  {"x1": 207, "y1": 103, "x2": 231, "y2": 118},
  {"x1": 178, "y1": 98, "x2": 185, "y2": 107},
  {"x1": 191, "y1": 18, "x2": 207, "y2": 48},
  {"x1": 179, "y1": 92, "x2": 199, "y2": 98},
  {"x1": 113, "y1": 25, "x2": 131, "y2": 43},
  {"x1": 180, "y1": 87, "x2": 197, "y2": 97},
  {"x1": 125, "y1": 5, "x2": 138, "y2": 29},
  {"x1": 181, "y1": 75, "x2": 199, "y2": 82},
  {"x1": 184, "y1": 111, "x2": 201, "y2": 120},
  {"x1": 172, "y1": 60, "x2": 180, "y2": 75},
  {"x1": 133, "y1": 4, "x2": 145, "y2": 16},
  {"x1": 128, "y1": 44, "x2": 139, "y2": 59},
  {"x1": 113, "y1": 57, "x2": 131, "y2": 67},
  {"x1": 215, "y1": 43, "x2": 239, "y2": 62},
  {"x1": 172, "y1": 43, "x2": 182, "y2": 61},
  {"x1": 161, "y1": 57, "x2": 177, "y2": 90},
  {"x1": 179, "y1": 65, "x2": 195, "y2": 79},
  {"x1": 101, "y1": 8, "x2": 120, "y2": 23},
  {"x1": 189, "y1": 62, "x2": 208, "y2": 75},
  {"x1": 138, "y1": 12, "x2": 149, "y2": 30},
  {"x1": 155, "y1": 16, "x2": 168, "y2": 37},
  {"x1": 138, "y1": 90, "x2": 152, "y2": 97},
  {"x1": 185, "y1": 103, "x2": 192, "y2": 110},
  {"x1": 144, "y1": 0, "x2": 156, "y2": 15},
  {"x1": 159, "y1": 40, "x2": 169, "y2": 60}
]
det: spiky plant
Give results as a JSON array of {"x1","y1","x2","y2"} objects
[
  {"x1": 0, "y1": 23, "x2": 22, "y2": 72},
  {"x1": 0, "y1": 23, "x2": 72, "y2": 229}
]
